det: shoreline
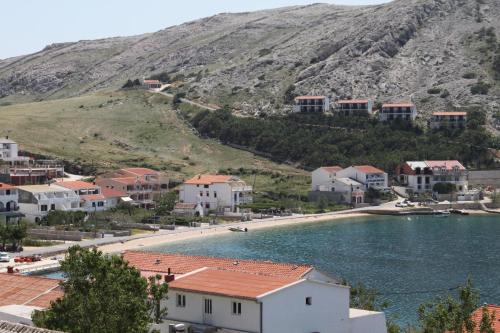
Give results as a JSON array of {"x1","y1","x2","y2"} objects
[{"x1": 97, "y1": 212, "x2": 370, "y2": 254}]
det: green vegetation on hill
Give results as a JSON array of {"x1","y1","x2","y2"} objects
[{"x1": 186, "y1": 107, "x2": 499, "y2": 172}]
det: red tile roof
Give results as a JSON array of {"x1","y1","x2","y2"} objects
[
  {"x1": 184, "y1": 174, "x2": 234, "y2": 185},
  {"x1": 101, "y1": 188, "x2": 127, "y2": 198},
  {"x1": 144, "y1": 80, "x2": 160, "y2": 84},
  {"x1": 121, "y1": 168, "x2": 161, "y2": 176},
  {"x1": 432, "y1": 112, "x2": 467, "y2": 116},
  {"x1": 80, "y1": 194, "x2": 106, "y2": 201},
  {"x1": 169, "y1": 268, "x2": 298, "y2": 300},
  {"x1": 425, "y1": 160, "x2": 465, "y2": 171},
  {"x1": 0, "y1": 183, "x2": 16, "y2": 190},
  {"x1": 55, "y1": 180, "x2": 98, "y2": 191},
  {"x1": 321, "y1": 166, "x2": 343, "y2": 173},
  {"x1": 0, "y1": 274, "x2": 63, "y2": 309},
  {"x1": 337, "y1": 99, "x2": 369, "y2": 104},
  {"x1": 353, "y1": 165, "x2": 385, "y2": 174},
  {"x1": 382, "y1": 103, "x2": 414, "y2": 108},
  {"x1": 123, "y1": 251, "x2": 312, "y2": 279},
  {"x1": 471, "y1": 305, "x2": 500, "y2": 333},
  {"x1": 294, "y1": 96, "x2": 326, "y2": 100},
  {"x1": 107, "y1": 177, "x2": 140, "y2": 185}
]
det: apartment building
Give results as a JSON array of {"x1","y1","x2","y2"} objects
[
  {"x1": 0, "y1": 138, "x2": 30, "y2": 163},
  {"x1": 396, "y1": 160, "x2": 469, "y2": 194},
  {"x1": 96, "y1": 168, "x2": 169, "y2": 208},
  {"x1": 337, "y1": 165, "x2": 388, "y2": 190},
  {"x1": 17, "y1": 184, "x2": 80, "y2": 222},
  {"x1": 293, "y1": 96, "x2": 330, "y2": 113},
  {"x1": 55, "y1": 180, "x2": 108, "y2": 212},
  {"x1": 379, "y1": 103, "x2": 417, "y2": 121},
  {"x1": 335, "y1": 99, "x2": 373, "y2": 116},
  {"x1": 179, "y1": 174, "x2": 252, "y2": 215},
  {"x1": 0, "y1": 183, "x2": 22, "y2": 224},
  {"x1": 429, "y1": 112, "x2": 467, "y2": 130}
]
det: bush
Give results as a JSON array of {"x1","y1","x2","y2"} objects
[
  {"x1": 462, "y1": 72, "x2": 477, "y2": 79},
  {"x1": 427, "y1": 87, "x2": 442, "y2": 94},
  {"x1": 433, "y1": 182, "x2": 457, "y2": 194},
  {"x1": 440, "y1": 89, "x2": 450, "y2": 98},
  {"x1": 470, "y1": 81, "x2": 491, "y2": 95}
]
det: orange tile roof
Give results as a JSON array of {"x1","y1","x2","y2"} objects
[
  {"x1": 184, "y1": 174, "x2": 234, "y2": 185},
  {"x1": 0, "y1": 273, "x2": 63, "y2": 309},
  {"x1": 123, "y1": 251, "x2": 312, "y2": 279},
  {"x1": 321, "y1": 166, "x2": 343, "y2": 173},
  {"x1": 382, "y1": 103, "x2": 414, "y2": 108},
  {"x1": 294, "y1": 96, "x2": 326, "y2": 100},
  {"x1": 471, "y1": 305, "x2": 500, "y2": 333},
  {"x1": 432, "y1": 112, "x2": 467, "y2": 116},
  {"x1": 107, "y1": 177, "x2": 140, "y2": 185},
  {"x1": 0, "y1": 183, "x2": 16, "y2": 190},
  {"x1": 337, "y1": 99, "x2": 369, "y2": 104},
  {"x1": 169, "y1": 268, "x2": 298, "y2": 300},
  {"x1": 425, "y1": 160, "x2": 465, "y2": 171},
  {"x1": 353, "y1": 165, "x2": 385, "y2": 174},
  {"x1": 144, "y1": 80, "x2": 160, "y2": 84},
  {"x1": 55, "y1": 180, "x2": 98, "y2": 191},
  {"x1": 121, "y1": 168, "x2": 161, "y2": 176},
  {"x1": 80, "y1": 194, "x2": 106, "y2": 201},
  {"x1": 101, "y1": 187, "x2": 127, "y2": 198}
]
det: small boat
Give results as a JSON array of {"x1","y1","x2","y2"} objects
[
  {"x1": 229, "y1": 227, "x2": 248, "y2": 232},
  {"x1": 449, "y1": 209, "x2": 469, "y2": 215},
  {"x1": 434, "y1": 210, "x2": 451, "y2": 217}
]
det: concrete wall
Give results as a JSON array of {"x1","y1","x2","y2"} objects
[
  {"x1": 261, "y1": 280, "x2": 351, "y2": 333},
  {"x1": 349, "y1": 310, "x2": 387, "y2": 333}
]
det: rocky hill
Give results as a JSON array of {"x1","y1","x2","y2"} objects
[{"x1": 1, "y1": 0, "x2": 499, "y2": 120}]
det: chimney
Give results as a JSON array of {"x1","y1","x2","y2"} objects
[
  {"x1": 164, "y1": 273, "x2": 175, "y2": 283},
  {"x1": 168, "y1": 267, "x2": 171, "y2": 275}
]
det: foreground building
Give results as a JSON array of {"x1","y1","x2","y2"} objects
[
  {"x1": 96, "y1": 168, "x2": 169, "y2": 208},
  {"x1": 396, "y1": 160, "x2": 469, "y2": 194},
  {"x1": 17, "y1": 185, "x2": 80, "y2": 222},
  {"x1": 379, "y1": 103, "x2": 417, "y2": 121},
  {"x1": 293, "y1": 96, "x2": 330, "y2": 113},
  {"x1": 335, "y1": 99, "x2": 373, "y2": 116},
  {"x1": 179, "y1": 174, "x2": 252, "y2": 215},
  {"x1": 429, "y1": 112, "x2": 467, "y2": 130},
  {"x1": 124, "y1": 251, "x2": 387, "y2": 333}
]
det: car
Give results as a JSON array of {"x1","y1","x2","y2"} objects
[
  {"x1": 0, "y1": 252, "x2": 10, "y2": 263},
  {"x1": 395, "y1": 202, "x2": 408, "y2": 208}
]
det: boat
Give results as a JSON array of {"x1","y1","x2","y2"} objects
[
  {"x1": 434, "y1": 210, "x2": 451, "y2": 217},
  {"x1": 229, "y1": 227, "x2": 248, "y2": 232},
  {"x1": 449, "y1": 209, "x2": 469, "y2": 215}
]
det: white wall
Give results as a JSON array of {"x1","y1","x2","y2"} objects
[
  {"x1": 349, "y1": 309, "x2": 387, "y2": 333},
  {"x1": 164, "y1": 291, "x2": 260, "y2": 333},
  {"x1": 311, "y1": 168, "x2": 336, "y2": 191},
  {"x1": 337, "y1": 167, "x2": 388, "y2": 189},
  {"x1": 260, "y1": 280, "x2": 351, "y2": 333}
]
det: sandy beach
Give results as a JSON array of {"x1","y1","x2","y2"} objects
[{"x1": 98, "y1": 212, "x2": 370, "y2": 254}]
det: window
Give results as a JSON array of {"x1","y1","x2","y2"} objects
[
  {"x1": 204, "y1": 299, "x2": 212, "y2": 314},
  {"x1": 206, "y1": 191, "x2": 209, "y2": 197},
  {"x1": 92, "y1": 202, "x2": 96, "y2": 207},
  {"x1": 98, "y1": 201, "x2": 104, "y2": 207},
  {"x1": 51, "y1": 204, "x2": 56, "y2": 210},
  {"x1": 306, "y1": 297, "x2": 312, "y2": 306},
  {"x1": 40, "y1": 205, "x2": 48, "y2": 212},
  {"x1": 231, "y1": 301, "x2": 242, "y2": 315},
  {"x1": 199, "y1": 191, "x2": 203, "y2": 197},
  {"x1": 204, "y1": 185, "x2": 209, "y2": 189},
  {"x1": 205, "y1": 203, "x2": 210, "y2": 209},
  {"x1": 214, "y1": 191, "x2": 217, "y2": 198},
  {"x1": 176, "y1": 294, "x2": 186, "y2": 307}
]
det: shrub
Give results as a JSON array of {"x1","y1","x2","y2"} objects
[
  {"x1": 433, "y1": 182, "x2": 457, "y2": 194},
  {"x1": 470, "y1": 81, "x2": 491, "y2": 95},
  {"x1": 427, "y1": 87, "x2": 442, "y2": 94},
  {"x1": 462, "y1": 72, "x2": 477, "y2": 79}
]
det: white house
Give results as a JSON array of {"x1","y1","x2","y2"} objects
[
  {"x1": 293, "y1": 96, "x2": 330, "y2": 113},
  {"x1": 397, "y1": 160, "x2": 469, "y2": 194},
  {"x1": 55, "y1": 180, "x2": 109, "y2": 213},
  {"x1": 0, "y1": 183, "x2": 22, "y2": 224},
  {"x1": 17, "y1": 185, "x2": 80, "y2": 222},
  {"x1": 311, "y1": 166, "x2": 343, "y2": 191},
  {"x1": 337, "y1": 165, "x2": 388, "y2": 190},
  {"x1": 163, "y1": 268, "x2": 386, "y2": 333},
  {"x1": 179, "y1": 175, "x2": 252, "y2": 215},
  {"x1": 0, "y1": 138, "x2": 29, "y2": 163},
  {"x1": 335, "y1": 99, "x2": 373, "y2": 116},
  {"x1": 429, "y1": 112, "x2": 467, "y2": 130},
  {"x1": 379, "y1": 103, "x2": 417, "y2": 122}
]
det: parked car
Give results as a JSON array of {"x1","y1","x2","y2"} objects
[
  {"x1": 0, "y1": 252, "x2": 10, "y2": 262},
  {"x1": 395, "y1": 202, "x2": 408, "y2": 208}
]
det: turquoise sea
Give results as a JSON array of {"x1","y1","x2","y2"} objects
[{"x1": 147, "y1": 215, "x2": 500, "y2": 325}]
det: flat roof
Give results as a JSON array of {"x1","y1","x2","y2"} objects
[
  {"x1": 184, "y1": 174, "x2": 235, "y2": 185},
  {"x1": 169, "y1": 268, "x2": 298, "y2": 300},
  {"x1": 336, "y1": 177, "x2": 363, "y2": 186},
  {"x1": 16, "y1": 185, "x2": 71, "y2": 193}
]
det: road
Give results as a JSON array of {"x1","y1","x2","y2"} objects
[{"x1": 156, "y1": 91, "x2": 218, "y2": 111}]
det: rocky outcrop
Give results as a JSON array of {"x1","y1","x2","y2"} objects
[{"x1": 0, "y1": 0, "x2": 499, "y2": 119}]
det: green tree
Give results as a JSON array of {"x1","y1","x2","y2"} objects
[
  {"x1": 32, "y1": 246, "x2": 167, "y2": 333},
  {"x1": 154, "y1": 191, "x2": 177, "y2": 216},
  {"x1": 479, "y1": 306, "x2": 496, "y2": 333},
  {"x1": 148, "y1": 274, "x2": 169, "y2": 324}
]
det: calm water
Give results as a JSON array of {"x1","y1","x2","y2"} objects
[{"x1": 148, "y1": 215, "x2": 500, "y2": 325}]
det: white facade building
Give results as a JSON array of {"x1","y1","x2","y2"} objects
[
  {"x1": 0, "y1": 183, "x2": 18, "y2": 213},
  {"x1": 379, "y1": 103, "x2": 417, "y2": 122},
  {"x1": 0, "y1": 138, "x2": 29, "y2": 163},
  {"x1": 179, "y1": 175, "x2": 252, "y2": 215},
  {"x1": 17, "y1": 185, "x2": 80, "y2": 222},
  {"x1": 311, "y1": 166, "x2": 343, "y2": 191},
  {"x1": 336, "y1": 99, "x2": 374, "y2": 116},
  {"x1": 293, "y1": 96, "x2": 330, "y2": 113},
  {"x1": 163, "y1": 268, "x2": 386, "y2": 333},
  {"x1": 397, "y1": 160, "x2": 469, "y2": 194},
  {"x1": 55, "y1": 180, "x2": 110, "y2": 213},
  {"x1": 337, "y1": 166, "x2": 388, "y2": 190},
  {"x1": 429, "y1": 112, "x2": 467, "y2": 130}
]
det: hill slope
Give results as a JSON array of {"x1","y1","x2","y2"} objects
[{"x1": 0, "y1": 0, "x2": 499, "y2": 119}]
